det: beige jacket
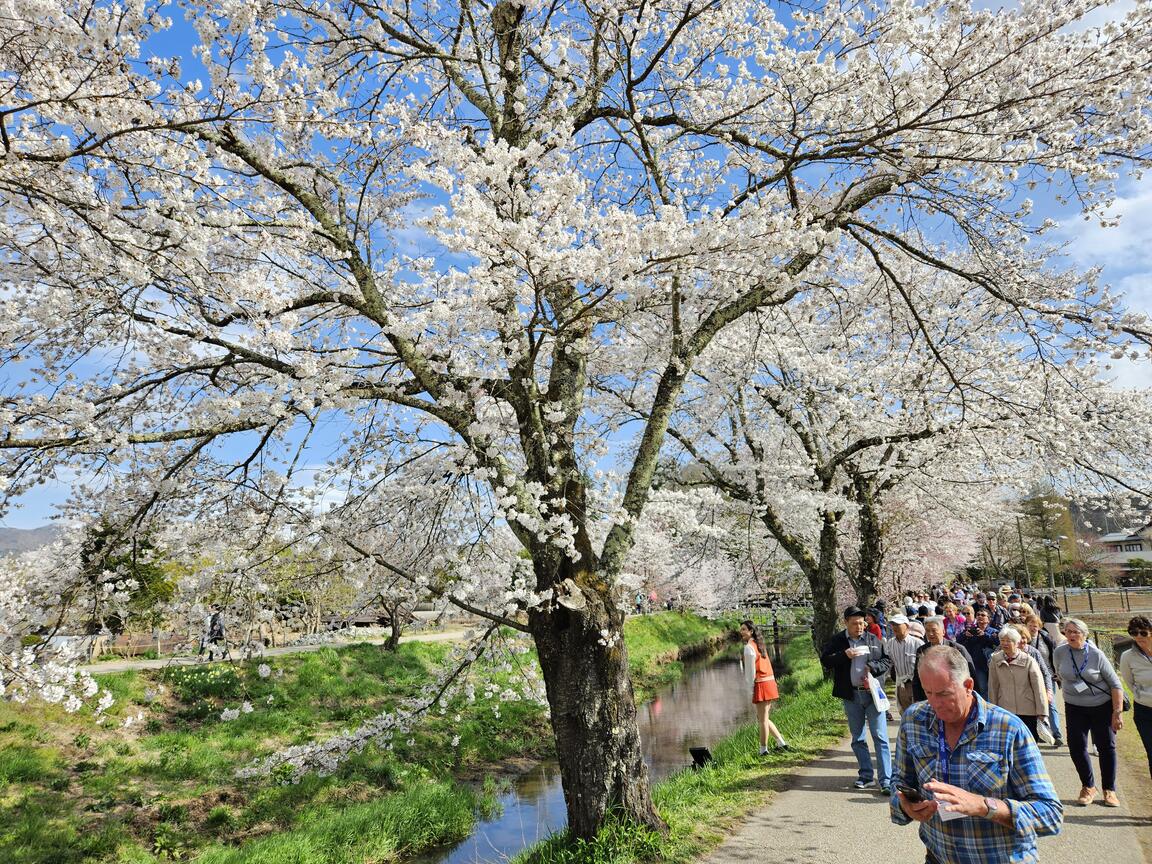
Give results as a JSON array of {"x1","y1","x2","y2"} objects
[{"x1": 989, "y1": 649, "x2": 1048, "y2": 718}]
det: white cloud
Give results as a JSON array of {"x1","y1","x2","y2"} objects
[
  {"x1": 1057, "y1": 176, "x2": 1152, "y2": 317},
  {"x1": 1101, "y1": 355, "x2": 1152, "y2": 390},
  {"x1": 1114, "y1": 270, "x2": 1152, "y2": 316},
  {"x1": 1062, "y1": 180, "x2": 1152, "y2": 263}
]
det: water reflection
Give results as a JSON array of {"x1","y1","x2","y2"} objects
[{"x1": 419, "y1": 648, "x2": 749, "y2": 864}]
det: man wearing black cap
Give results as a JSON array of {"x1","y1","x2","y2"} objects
[
  {"x1": 821, "y1": 606, "x2": 895, "y2": 793},
  {"x1": 985, "y1": 593, "x2": 1010, "y2": 629}
]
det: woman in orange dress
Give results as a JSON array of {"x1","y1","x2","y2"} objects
[{"x1": 741, "y1": 620, "x2": 788, "y2": 754}]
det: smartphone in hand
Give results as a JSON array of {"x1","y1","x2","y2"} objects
[{"x1": 896, "y1": 783, "x2": 925, "y2": 803}]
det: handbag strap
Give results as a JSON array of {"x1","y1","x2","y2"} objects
[
  {"x1": 1071, "y1": 646, "x2": 1117, "y2": 700},
  {"x1": 1069, "y1": 645, "x2": 1105, "y2": 700}
]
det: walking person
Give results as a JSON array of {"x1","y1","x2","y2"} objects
[
  {"x1": 941, "y1": 603, "x2": 966, "y2": 641},
  {"x1": 885, "y1": 614, "x2": 924, "y2": 718},
  {"x1": 1119, "y1": 614, "x2": 1152, "y2": 779},
  {"x1": 199, "y1": 606, "x2": 227, "y2": 660},
  {"x1": 984, "y1": 593, "x2": 1009, "y2": 629},
  {"x1": 1040, "y1": 595, "x2": 1064, "y2": 647},
  {"x1": 1023, "y1": 613, "x2": 1062, "y2": 745},
  {"x1": 988, "y1": 626, "x2": 1047, "y2": 739},
  {"x1": 865, "y1": 608, "x2": 884, "y2": 640},
  {"x1": 890, "y1": 645, "x2": 1062, "y2": 864},
  {"x1": 957, "y1": 609, "x2": 999, "y2": 698},
  {"x1": 1052, "y1": 617, "x2": 1125, "y2": 807},
  {"x1": 1014, "y1": 626, "x2": 1054, "y2": 703},
  {"x1": 913, "y1": 617, "x2": 976, "y2": 702},
  {"x1": 739, "y1": 620, "x2": 788, "y2": 754},
  {"x1": 820, "y1": 606, "x2": 894, "y2": 793},
  {"x1": 874, "y1": 599, "x2": 891, "y2": 638}
]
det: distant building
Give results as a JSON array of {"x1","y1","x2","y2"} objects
[{"x1": 1096, "y1": 523, "x2": 1152, "y2": 582}]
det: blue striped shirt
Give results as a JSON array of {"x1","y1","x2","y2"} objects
[{"x1": 889, "y1": 693, "x2": 1062, "y2": 864}]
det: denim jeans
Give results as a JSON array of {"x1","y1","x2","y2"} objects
[
  {"x1": 1134, "y1": 702, "x2": 1152, "y2": 779},
  {"x1": 843, "y1": 690, "x2": 892, "y2": 785},
  {"x1": 972, "y1": 665, "x2": 989, "y2": 699},
  {"x1": 1048, "y1": 696, "x2": 1062, "y2": 741}
]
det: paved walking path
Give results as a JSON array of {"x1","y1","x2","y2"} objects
[
  {"x1": 702, "y1": 714, "x2": 1149, "y2": 864},
  {"x1": 80, "y1": 629, "x2": 469, "y2": 674}
]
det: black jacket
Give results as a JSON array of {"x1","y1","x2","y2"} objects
[
  {"x1": 819, "y1": 630, "x2": 893, "y2": 700},
  {"x1": 958, "y1": 626, "x2": 1000, "y2": 673},
  {"x1": 912, "y1": 639, "x2": 977, "y2": 701}
]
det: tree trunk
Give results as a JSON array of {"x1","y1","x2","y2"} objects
[
  {"x1": 385, "y1": 604, "x2": 403, "y2": 651},
  {"x1": 850, "y1": 475, "x2": 883, "y2": 606},
  {"x1": 810, "y1": 514, "x2": 842, "y2": 651},
  {"x1": 527, "y1": 578, "x2": 664, "y2": 841}
]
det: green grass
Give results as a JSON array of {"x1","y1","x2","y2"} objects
[
  {"x1": 515, "y1": 637, "x2": 846, "y2": 864},
  {"x1": 0, "y1": 613, "x2": 729, "y2": 864},
  {"x1": 0, "y1": 744, "x2": 58, "y2": 786},
  {"x1": 191, "y1": 778, "x2": 492, "y2": 864},
  {"x1": 623, "y1": 612, "x2": 734, "y2": 697},
  {"x1": 0, "y1": 799, "x2": 131, "y2": 864}
]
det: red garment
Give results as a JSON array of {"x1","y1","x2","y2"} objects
[
  {"x1": 751, "y1": 642, "x2": 779, "y2": 703},
  {"x1": 867, "y1": 623, "x2": 883, "y2": 640}
]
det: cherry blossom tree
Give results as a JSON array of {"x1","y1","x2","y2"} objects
[
  {"x1": 659, "y1": 253, "x2": 1152, "y2": 645},
  {"x1": 840, "y1": 488, "x2": 985, "y2": 600},
  {"x1": 619, "y1": 485, "x2": 771, "y2": 614},
  {"x1": 3, "y1": 0, "x2": 1152, "y2": 838}
]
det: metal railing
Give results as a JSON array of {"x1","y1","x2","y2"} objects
[{"x1": 1058, "y1": 585, "x2": 1152, "y2": 614}]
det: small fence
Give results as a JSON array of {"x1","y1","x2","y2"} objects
[
  {"x1": 1086, "y1": 629, "x2": 1138, "y2": 666},
  {"x1": 727, "y1": 607, "x2": 813, "y2": 665},
  {"x1": 1058, "y1": 585, "x2": 1152, "y2": 615}
]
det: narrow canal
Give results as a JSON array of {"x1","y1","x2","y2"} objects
[{"x1": 419, "y1": 646, "x2": 756, "y2": 864}]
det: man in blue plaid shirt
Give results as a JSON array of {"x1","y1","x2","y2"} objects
[{"x1": 890, "y1": 645, "x2": 1062, "y2": 864}]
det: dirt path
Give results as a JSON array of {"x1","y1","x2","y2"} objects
[
  {"x1": 79, "y1": 629, "x2": 470, "y2": 674},
  {"x1": 700, "y1": 709, "x2": 1149, "y2": 864}
]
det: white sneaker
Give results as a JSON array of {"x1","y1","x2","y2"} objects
[{"x1": 853, "y1": 779, "x2": 878, "y2": 790}]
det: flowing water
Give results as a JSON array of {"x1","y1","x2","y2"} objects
[{"x1": 418, "y1": 646, "x2": 755, "y2": 864}]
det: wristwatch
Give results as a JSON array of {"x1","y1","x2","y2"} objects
[{"x1": 984, "y1": 797, "x2": 1000, "y2": 818}]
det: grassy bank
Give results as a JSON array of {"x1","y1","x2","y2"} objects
[
  {"x1": 0, "y1": 612, "x2": 732, "y2": 864},
  {"x1": 515, "y1": 636, "x2": 846, "y2": 864},
  {"x1": 0, "y1": 641, "x2": 525, "y2": 864},
  {"x1": 623, "y1": 612, "x2": 736, "y2": 698}
]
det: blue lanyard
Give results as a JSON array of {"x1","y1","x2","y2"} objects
[
  {"x1": 937, "y1": 725, "x2": 951, "y2": 785},
  {"x1": 937, "y1": 700, "x2": 978, "y2": 784},
  {"x1": 1072, "y1": 647, "x2": 1090, "y2": 678}
]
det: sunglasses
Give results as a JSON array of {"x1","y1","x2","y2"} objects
[{"x1": 1131, "y1": 630, "x2": 1151, "y2": 637}]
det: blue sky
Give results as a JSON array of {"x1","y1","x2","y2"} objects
[
  {"x1": 3, "y1": 0, "x2": 1150, "y2": 529},
  {"x1": 1056, "y1": 174, "x2": 1152, "y2": 390}
]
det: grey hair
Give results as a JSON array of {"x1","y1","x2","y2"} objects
[
  {"x1": 925, "y1": 616, "x2": 945, "y2": 626},
  {"x1": 1063, "y1": 617, "x2": 1090, "y2": 636},
  {"x1": 998, "y1": 625, "x2": 1021, "y2": 643},
  {"x1": 919, "y1": 645, "x2": 971, "y2": 686}
]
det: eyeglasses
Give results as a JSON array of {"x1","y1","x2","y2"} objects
[{"x1": 1131, "y1": 630, "x2": 1151, "y2": 637}]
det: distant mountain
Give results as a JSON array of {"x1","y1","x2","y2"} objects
[{"x1": 0, "y1": 525, "x2": 63, "y2": 554}]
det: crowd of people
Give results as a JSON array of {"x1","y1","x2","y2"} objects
[{"x1": 738, "y1": 581, "x2": 1152, "y2": 864}]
